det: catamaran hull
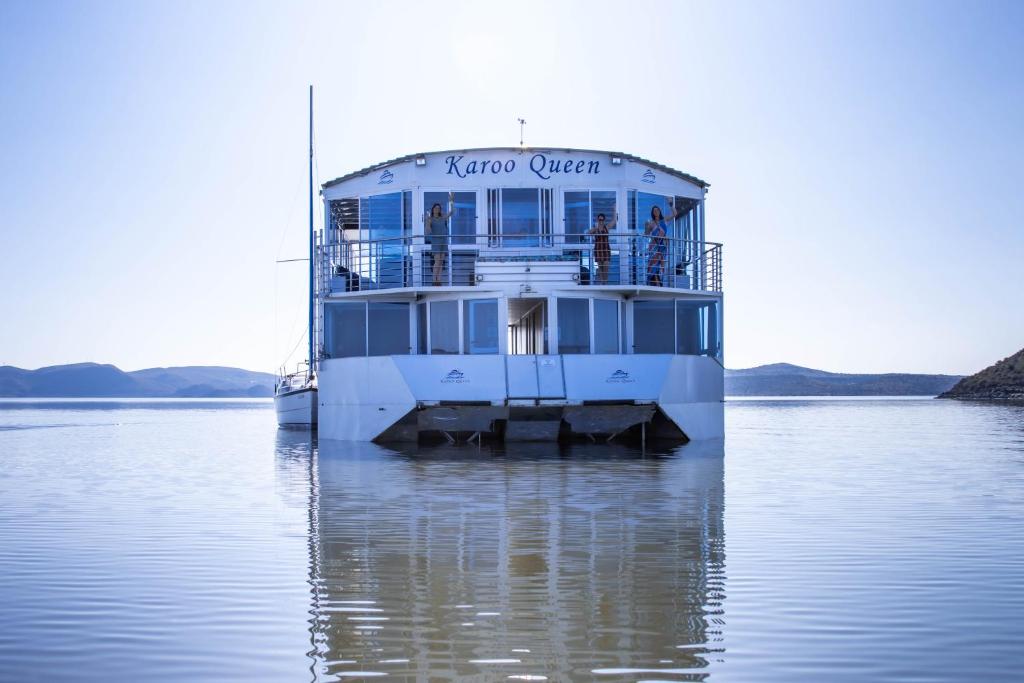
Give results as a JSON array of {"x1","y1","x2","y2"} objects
[
  {"x1": 275, "y1": 387, "x2": 318, "y2": 428},
  {"x1": 316, "y1": 355, "x2": 722, "y2": 442}
]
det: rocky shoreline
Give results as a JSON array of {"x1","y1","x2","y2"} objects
[{"x1": 938, "y1": 348, "x2": 1024, "y2": 401}]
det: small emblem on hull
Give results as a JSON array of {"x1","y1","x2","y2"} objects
[
  {"x1": 442, "y1": 369, "x2": 468, "y2": 384},
  {"x1": 378, "y1": 169, "x2": 395, "y2": 185},
  {"x1": 606, "y1": 369, "x2": 635, "y2": 383},
  {"x1": 641, "y1": 169, "x2": 656, "y2": 184}
]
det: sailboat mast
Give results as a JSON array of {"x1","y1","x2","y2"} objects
[{"x1": 307, "y1": 85, "x2": 314, "y2": 379}]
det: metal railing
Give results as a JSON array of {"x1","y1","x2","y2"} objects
[{"x1": 318, "y1": 233, "x2": 722, "y2": 294}]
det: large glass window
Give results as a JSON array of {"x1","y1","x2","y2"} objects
[
  {"x1": 368, "y1": 302, "x2": 409, "y2": 356},
  {"x1": 429, "y1": 300, "x2": 460, "y2": 354},
  {"x1": 424, "y1": 191, "x2": 477, "y2": 246},
  {"x1": 464, "y1": 299, "x2": 499, "y2": 354},
  {"x1": 557, "y1": 298, "x2": 590, "y2": 354},
  {"x1": 676, "y1": 300, "x2": 721, "y2": 359},
  {"x1": 633, "y1": 300, "x2": 675, "y2": 354},
  {"x1": 635, "y1": 192, "x2": 673, "y2": 237},
  {"x1": 564, "y1": 190, "x2": 616, "y2": 243},
  {"x1": 325, "y1": 302, "x2": 366, "y2": 358},
  {"x1": 360, "y1": 192, "x2": 407, "y2": 287},
  {"x1": 502, "y1": 188, "x2": 539, "y2": 246},
  {"x1": 593, "y1": 299, "x2": 620, "y2": 354},
  {"x1": 497, "y1": 188, "x2": 552, "y2": 247},
  {"x1": 360, "y1": 192, "x2": 402, "y2": 240}
]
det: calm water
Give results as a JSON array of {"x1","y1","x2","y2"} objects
[{"x1": 0, "y1": 398, "x2": 1022, "y2": 681}]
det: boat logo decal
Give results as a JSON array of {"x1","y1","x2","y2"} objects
[
  {"x1": 641, "y1": 169, "x2": 656, "y2": 184},
  {"x1": 606, "y1": 369, "x2": 635, "y2": 384},
  {"x1": 377, "y1": 169, "x2": 395, "y2": 185},
  {"x1": 442, "y1": 369, "x2": 468, "y2": 384}
]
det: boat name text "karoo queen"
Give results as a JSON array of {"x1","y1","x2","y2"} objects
[{"x1": 444, "y1": 153, "x2": 601, "y2": 181}]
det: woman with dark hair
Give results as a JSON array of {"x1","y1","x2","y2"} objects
[
  {"x1": 423, "y1": 192, "x2": 454, "y2": 286},
  {"x1": 587, "y1": 211, "x2": 617, "y2": 284},
  {"x1": 644, "y1": 199, "x2": 679, "y2": 286}
]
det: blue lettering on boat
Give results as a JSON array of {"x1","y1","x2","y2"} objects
[{"x1": 445, "y1": 155, "x2": 467, "y2": 178}]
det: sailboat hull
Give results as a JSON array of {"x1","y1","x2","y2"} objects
[{"x1": 274, "y1": 386, "x2": 318, "y2": 428}]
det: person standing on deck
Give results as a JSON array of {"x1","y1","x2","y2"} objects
[
  {"x1": 424, "y1": 192, "x2": 455, "y2": 286},
  {"x1": 645, "y1": 200, "x2": 678, "y2": 286},
  {"x1": 587, "y1": 212, "x2": 617, "y2": 284}
]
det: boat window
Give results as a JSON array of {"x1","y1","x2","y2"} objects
[
  {"x1": 429, "y1": 300, "x2": 459, "y2": 354},
  {"x1": 633, "y1": 300, "x2": 675, "y2": 354},
  {"x1": 368, "y1": 302, "x2": 410, "y2": 356},
  {"x1": 676, "y1": 300, "x2": 721, "y2": 359},
  {"x1": 564, "y1": 190, "x2": 616, "y2": 243},
  {"x1": 498, "y1": 188, "x2": 552, "y2": 247},
  {"x1": 557, "y1": 298, "x2": 590, "y2": 354},
  {"x1": 402, "y1": 191, "x2": 412, "y2": 236},
  {"x1": 361, "y1": 192, "x2": 403, "y2": 241},
  {"x1": 593, "y1": 299, "x2": 620, "y2": 354},
  {"x1": 417, "y1": 302, "x2": 427, "y2": 355},
  {"x1": 325, "y1": 302, "x2": 366, "y2": 358},
  {"x1": 424, "y1": 191, "x2": 477, "y2": 245},
  {"x1": 636, "y1": 192, "x2": 674, "y2": 237},
  {"x1": 464, "y1": 299, "x2": 499, "y2": 354},
  {"x1": 328, "y1": 197, "x2": 359, "y2": 244},
  {"x1": 361, "y1": 192, "x2": 407, "y2": 288}
]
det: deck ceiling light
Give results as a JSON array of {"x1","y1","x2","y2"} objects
[
  {"x1": 415, "y1": 154, "x2": 426, "y2": 166},
  {"x1": 610, "y1": 155, "x2": 622, "y2": 165}
]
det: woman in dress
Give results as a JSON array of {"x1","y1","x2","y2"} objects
[
  {"x1": 587, "y1": 211, "x2": 617, "y2": 284},
  {"x1": 423, "y1": 192, "x2": 455, "y2": 286},
  {"x1": 645, "y1": 199, "x2": 679, "y2": 286}
]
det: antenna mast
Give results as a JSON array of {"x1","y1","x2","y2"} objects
[{"x1": 517, "y1": 118, "x2": 526, "y2": 147}]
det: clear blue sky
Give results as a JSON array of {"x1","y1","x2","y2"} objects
[{"x1": 1, "y1": 0, "x2": 1021, "y2": 374}]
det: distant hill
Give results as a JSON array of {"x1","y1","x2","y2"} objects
[
  {"x1": 726, "y1": 363, "x2": 962, "y2": 396},
  {"x1": 938, "y1": 348, "x2": 1024, "y2": 401},
  {"x1": 0, "y1": 363, "x2": 275, "y2": 398}
]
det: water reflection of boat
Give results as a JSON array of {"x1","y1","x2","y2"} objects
[{"x1": 295, "y1": 438, "x2": 725, "y2": 679}]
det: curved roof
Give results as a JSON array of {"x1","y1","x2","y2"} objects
[{"x1": 321, "y1": 147, "x2": 709, "y2": 190}]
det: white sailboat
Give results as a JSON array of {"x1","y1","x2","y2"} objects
[{"x1": 274, "y1": 86, "x2": 317, "y2": 428}]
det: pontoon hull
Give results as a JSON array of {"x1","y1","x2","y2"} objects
[{"x1": 316, "y1": 355, "x2": 722, "y2": 442}]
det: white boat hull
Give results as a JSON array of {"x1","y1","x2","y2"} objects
[
  {"x1": 275, "y1": 387, "x2": 318, "y2": 428},
  {"x1": 316, "y1": 354, "x2": 722, "y2": 442}
]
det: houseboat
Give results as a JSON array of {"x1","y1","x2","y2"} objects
[{"x1": 289, "y1": 147, "x2": 724, "y2": 442}]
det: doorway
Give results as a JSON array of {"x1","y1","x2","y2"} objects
[{"x1": 508, "y1": 298, "x2": 547, "y2": 355}]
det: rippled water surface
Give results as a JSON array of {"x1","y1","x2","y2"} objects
[{"x1": 0, "y1": 397, "x2": 1022, "y2": 681}]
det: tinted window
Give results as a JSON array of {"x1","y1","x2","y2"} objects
[
  {"x1": 593, "y1": 299, "x2": 619, "y2": 354},
  {"x1": 501, "y1": 188, "x2": 540, "y2": 247},
  {"x1": 417, "y1": 302, "x2": 427, "y2": 355},
  {"x1": 424, "y1": 191, "x2": 477, "y2": 245},
  {"x1": 557, "y1": 298, "x2": 590, "y2": 354},
  {"x1": 463, "y1": 299, "x2": 499, "y2": 354},
  {"x1": 430, "y1": 300, "x2": 459, "y2": 354},
  {"x1": 676, "y1": 300, "x2": 722, "y2": 358},
  {"x1": 368, "y1": 302, "x2": 409, "y2": 356},
  {"x1": 325, "y1": 302, "x2": 366, "y2": 358},
  {"x1": 361, "y1": 192, "x2": 405, "y2": 287},
  {"x1": 633, "y1": 300, "x2": 675, "y2": 354}
]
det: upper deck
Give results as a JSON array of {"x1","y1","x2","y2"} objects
[{"x1": 319, "y1": 148, "x2": 722, "y2": 296}]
